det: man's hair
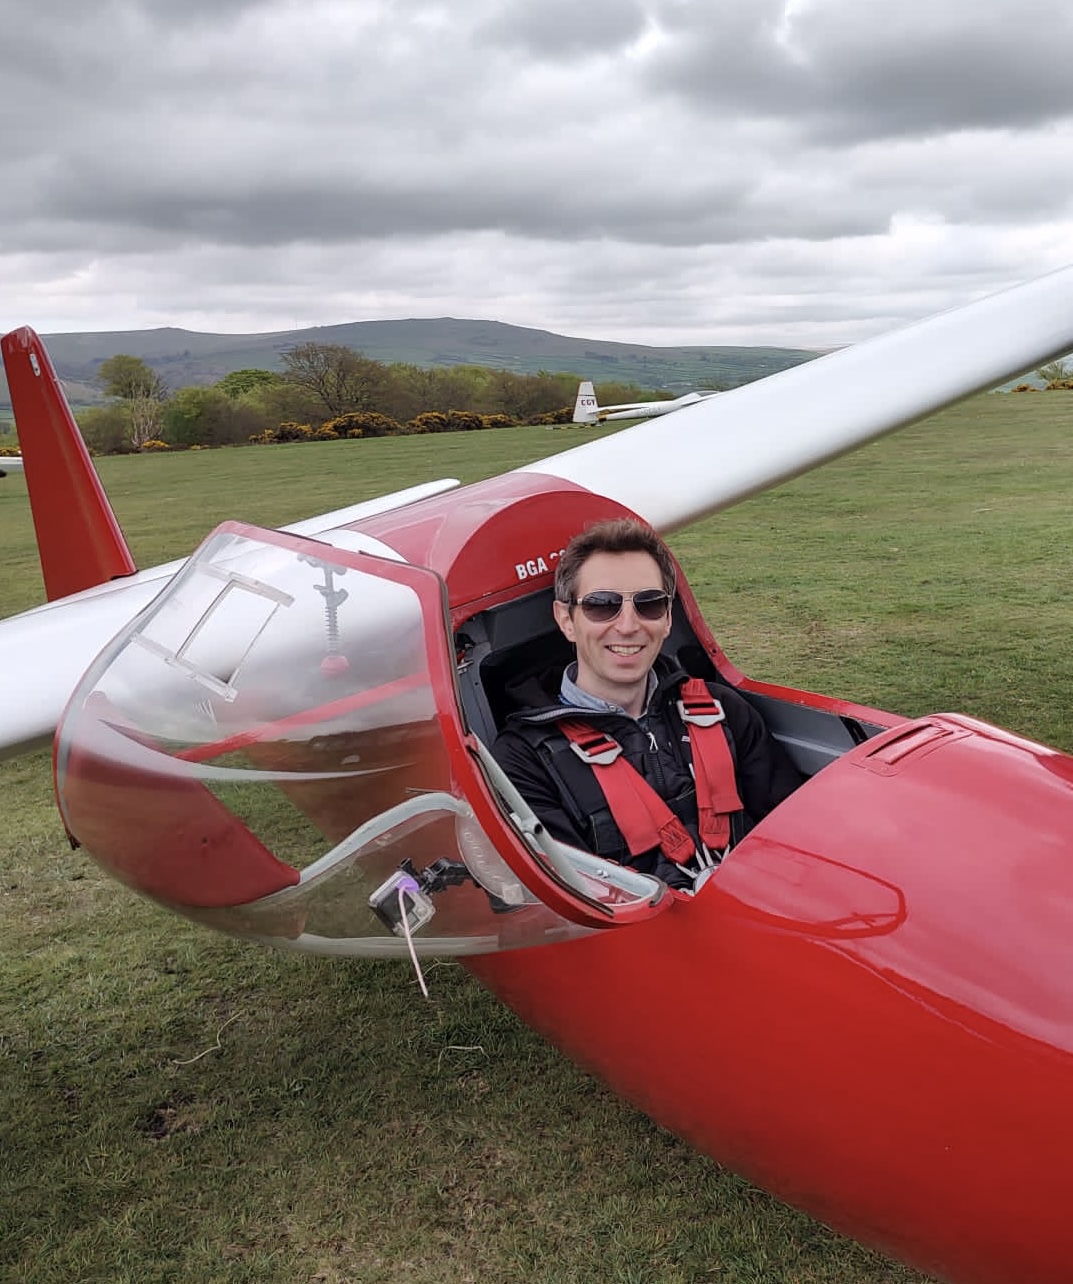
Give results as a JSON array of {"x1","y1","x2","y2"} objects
[{"x1": 554, "y1": 518, "x2": 677, "y2": 604}]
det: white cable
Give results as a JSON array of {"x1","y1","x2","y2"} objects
[{"x1": 397, "y1": 880, "x2": 430, "y2": 1000}]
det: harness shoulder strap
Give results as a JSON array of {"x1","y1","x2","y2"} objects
[
  {"x1": 677, "y1": 678, "x2": 744, "y2": 850},
  {"x1": 558, "y1": 722, "x2": 695, "y2": 865}
]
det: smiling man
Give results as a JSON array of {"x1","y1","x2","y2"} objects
[{"x1": 492, "y1": 519, "x2": 803, "y2": 889}]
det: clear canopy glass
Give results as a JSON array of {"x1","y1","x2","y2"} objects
[{"x1": 55, "y1": 523, "x2": 667, "y2": 957}]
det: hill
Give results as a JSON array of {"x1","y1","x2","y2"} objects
[{"x1": 0, "y1": 317, "x2": 818, "y2": 411}]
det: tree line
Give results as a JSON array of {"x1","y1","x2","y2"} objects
[{"x1": 76, "y1": 345, "x2": 670, "y2": 454}]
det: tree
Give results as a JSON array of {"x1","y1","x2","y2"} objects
[
  {"x1": 97, "y1": 354, "x2": 168, "y2": 448},
  {"x1": 1037, "y1": 358, "x2": 1073, "y2": 388},
  {"x1": 215, "y1": 368, "x2": 281, "y2": 399},
  {"x1": 280, "y1": 343, "x2": 389, "y2": 418},
  {"x1": 98, "y1": 354, "x2": 167, "y2": 402},
  {"x1": 483, "y1": 369, "x2": 578, "y2": 421},
  {"x1": 237, "y1": 377, "x2": 323, "y2": 431},
  {"x1": 77, "y1": 404, "x2": 134, "y2": 455},
  {"x1": 162, "y1": 386, "x2": 252, "y2": 448}
]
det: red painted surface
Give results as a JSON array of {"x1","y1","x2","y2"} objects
[
  {"x1": 359, "y1": 472, "x2": 632, "y2": 617},
  {"x1": 0, "y1": 328, "x2": 137, "y2": 599},
  {"x1": 470, "y1": 716, "x2": 1073, "y2": 1284},
  {"x1": 32, "y1": 406, "x2": 1073, "y2": 1282},
  {"x1": 362, "y1": 482, "x2": 1073, "y2": 1282}
]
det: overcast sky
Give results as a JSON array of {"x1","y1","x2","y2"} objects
[{"x1": 2, "y1": 0, "x2": 1071, "y2": 349}]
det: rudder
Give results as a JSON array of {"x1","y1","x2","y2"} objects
[
  {"x1": 572, "y1": 380, "x2": 600, "y2": 424},
  {"x1": 1, "y1": 327, "x2": 136, "y2": 600}
]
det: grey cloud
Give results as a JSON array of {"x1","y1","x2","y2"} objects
[
  {"x1": 1, "y1": 0, "x2": 1072, "y2": 345},
  {"x1": 10, "y1": 137, "x2": 889, "y2": 253},
  {"x1": 479, "y1": 0, "x2": 650, "y2": 58},
  {"x1": 643, "y1": 0, "x2": 1073, "y2": 142}
]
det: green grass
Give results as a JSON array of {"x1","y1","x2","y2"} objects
[{"x1": 4, "y1": 393, "x2": 1073, "y2": 1283}]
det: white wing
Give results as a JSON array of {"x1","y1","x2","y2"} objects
[{"x1": 524, "y1": 264, "x2": 1073, "y2": 531}]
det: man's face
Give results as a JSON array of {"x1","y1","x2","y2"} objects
[{"x1": 553, "y1": 550, "x2": 672, "y2": 706}]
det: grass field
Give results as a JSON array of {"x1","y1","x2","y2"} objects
[{"x1": 2, "y1": 392, "x2": 1072, "y2": 1284}]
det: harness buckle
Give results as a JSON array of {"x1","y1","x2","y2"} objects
[
  {"x1": 676, "y1": 696, "x2": 726, "y2": 728},
  {"x1": 568, "y1": 734, "x2": 623, "y2": 767}
]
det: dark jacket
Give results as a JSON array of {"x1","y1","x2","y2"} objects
[{"x1": 491, "y1": 656, "x2": 804, "y2": 888}]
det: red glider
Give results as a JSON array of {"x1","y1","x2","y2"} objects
[{"x1": 4, "y1": 264, "x2": 1073, "y2": 1284}]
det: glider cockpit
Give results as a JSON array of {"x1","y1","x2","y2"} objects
[
  {"x1": 53, "y1": 519, "x2": 681, "y2": 959},
  {"x1": 52, "y1": 495, "x2": 896, "y2": 964}
]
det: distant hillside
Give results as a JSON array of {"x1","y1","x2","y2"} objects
[{"x1": 0, "y1": 317, "x2": 819, "y2": 410}]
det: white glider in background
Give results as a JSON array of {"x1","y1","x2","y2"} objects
[{"x1": 571, "y1": 379, "x2": 719, "y2": 423}]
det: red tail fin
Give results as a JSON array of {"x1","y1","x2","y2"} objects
[{"x1": 1, "y1": 327, "x2": 136, "y2": 600}]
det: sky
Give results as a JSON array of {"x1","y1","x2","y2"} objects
[{"x1": 2, "y1": 0, "x2": 1072, "y2": 349}]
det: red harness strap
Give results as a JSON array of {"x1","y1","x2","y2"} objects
[
  {"x1": 677, "y1": 678, "x2": 743, "y2": 851},
  {"x1": 559, "y1": 722, "x2": 696, "y2": 865},
  {"x1": 559, "y1": 681, "x2": 744, "y2": 864}
]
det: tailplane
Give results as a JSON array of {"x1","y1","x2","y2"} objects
[
  {"x1": 572, "y1": 380, "x2": 600, "y2": 424},
  {"x1": 1, "y1": 327, "x2": 136, "y2": 600}
]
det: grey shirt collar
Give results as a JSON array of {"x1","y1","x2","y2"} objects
[{"x1": 559, "y1": 661, "x2": 658, "y2": 718}]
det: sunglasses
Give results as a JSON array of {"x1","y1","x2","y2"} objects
[{"x1": 567, "y1": 589, "x2": 672, "y2": 623}]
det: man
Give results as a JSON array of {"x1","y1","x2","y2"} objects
[{"x1": 492, "y1": 518, "x2": 803, "y2": 889}]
